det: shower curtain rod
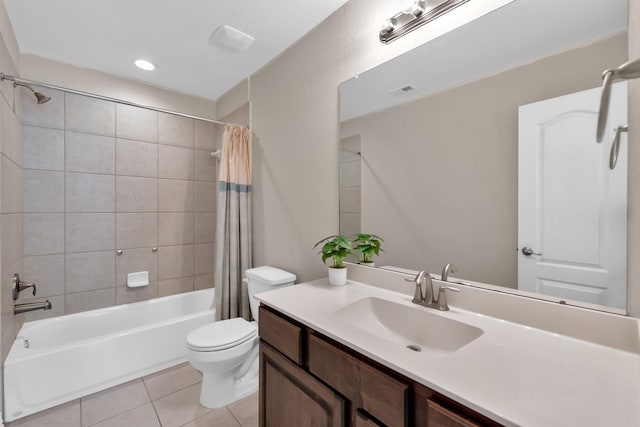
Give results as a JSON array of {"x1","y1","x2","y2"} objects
[{"x1": 0, "y1": 73, "x2": 243, "y2": 128}]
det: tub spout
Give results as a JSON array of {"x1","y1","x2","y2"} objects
[{"x1": 14, "y1": 300, "x2": 52, "y2": 315}]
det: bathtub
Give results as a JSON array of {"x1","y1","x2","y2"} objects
[{"x1": 4, "y1": 288, "x2": 215, "y2": 422}]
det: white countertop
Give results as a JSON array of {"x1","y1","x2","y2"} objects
[{"x1": 256, "y1": 279, "x2": 640, "y2": 427}]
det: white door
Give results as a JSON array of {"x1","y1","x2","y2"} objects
[{"x1": 518, "y1": 83, "x2": 627, "y2": 309}]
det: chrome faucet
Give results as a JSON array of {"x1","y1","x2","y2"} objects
[
  {"x1": 405, "y1": 271, "x2": 460, "y2": 311},
  {"x1": 441, "y1": 263, "x2": 457, "y2": 282},
  {"x1": 14, "y1": 300, "x2": 52, "y2": 315}
]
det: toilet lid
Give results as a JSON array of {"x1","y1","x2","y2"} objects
[{"x1": 187, "y1": 318, "x2": 257, "y2": 351}]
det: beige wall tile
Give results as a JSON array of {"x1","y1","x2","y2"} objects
[
  {"x1": 66, "y1": 213, "x2": 115, "y2": 253},
  {"x1": 159, "y1": 179, "x2": 194, "y2": 213},
  {"x1": 24, "y1": 213, "x2": 64, "y2": 255},
  {"x1": 23, "y1": 125, "x2": 65, "y2": 171},
  {"x1": 116, "y1": 213, "x2": 158, "y2": 249},
  {"x1": 158, "y1": 245, "x2": 194, "y2": 280},
  {"x1": 159, "y1": 213, "x2": 194, "y2": 246},
  {"x1": 23, "y1": 254, "x2": 65, "y2": 298},
  {"x1": 340, "y1": 187, "x2": 361, "y2": 213},
  {"x1": 66, "y1": 251, "x2": 115, "y2": 293},
  {"x1": 115, "y1": 282, "x2": 159, "y2": 305},
  {"x1": 65, "y1": 132, "x2": 116, "y2": 174},
  {"x1": 159, "y1": 277, "x2": 194, "y2": 297},
  {"x1": 116, "y1": 176, "x2": 158, "y2": 213},
  {"x1": 159, "y1": 113, "x2": 194, "y2": 148},
  {"x1": 116, "y1": 104, "x2": 158, "y2": 143},
  {"x1": 194, "y1": 120, "x2": 219, "y2": 151},
  {"x1": 23, "y1": 169, "x2": 63, "y2": 213},
  {"x1": 116, "y1": 139, "x2": 158, "y2": 178},
  {"x1": 2, "y1": 213, "x2": 23, "y2": 266},
  {"x1": 18, "y1": 294, "x2": 65, "y2": 322},
  {"x1": 1, "y1": 98, "x2": 22, "y2": 165},
  {"x1": 21, "y1": 87, "x2": 65, "y2": 130},
  {"x1": 143, "y1": 363, "x2": 201, "y2": 400},
  {"x1": 194, "y1": 243, "x2": 214, "y2": 275},
  {"x1": 2, "y1": 155, "x2": 23, "y2": 213},
  {"x1": 159, "y1": 145, "x2": 193, "y2": 180},
  {"x1": 80, "y1": 379, "x2": 150, "y2": 426},
  {"x1": 115, "y1": 247, "x2": 158, "y2": 286},
  {"x1": 194, "y1": 181, "x2": 216, "y2": 212},
  {"x1": 65, "y1": 173, "x2": 115, "y2": 212},
  {"x1": 194, "y1": 150, "x2": 216, "y2": 181},
  {"x1": 194, "y1": 274, "x2": 214, "y2": 290},
  {"x1": 65, "y1": 93, "x2": 116, "y2": 137},
  {"x1": 340, "y1": 160, "x2": 361, "y2": 188},
  {"x1": 340, "y1": 212, "x2": 361, "y2": 237},
  {"x1": 194, "y1": 213, "x2": 215, "y2": 244},
  {"x1": 65, "y1": 288, "x2": 115, "y2": 314}
]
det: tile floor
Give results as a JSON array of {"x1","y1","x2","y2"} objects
[{"x1": 7, "y1": 363, "x2": 258, "y2": 427}]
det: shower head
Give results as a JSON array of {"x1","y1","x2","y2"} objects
[
  {"x1": 596, "y1": 57, "x2": 640, "y2": 142},
  {"x1": 34, "y1": 91, "x2": 51, "y2": 104},
  {"x1": 13, "y1": 81, "x2": 51, "y2": 104}
]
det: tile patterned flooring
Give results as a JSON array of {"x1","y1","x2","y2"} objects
[{"x1": 7, "y1": 363, "x2": 258, "y2": 427}]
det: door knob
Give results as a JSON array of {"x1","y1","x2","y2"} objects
[{"x1": 521, "y1": 247, "x2": 542, "y2": 256}]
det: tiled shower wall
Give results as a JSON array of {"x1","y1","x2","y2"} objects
[
  {"x1": 339, "y1": 135, "x2": 361, "y2": 236},
  {"x1": 0, "y1": 40, "x2": 23, "y2": 376},
  {"x1": 17, "y1": 88, "x2": 223, "y2": 321}
]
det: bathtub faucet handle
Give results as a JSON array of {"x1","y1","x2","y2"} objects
[{"x1": 12, "y1": 273, "x2": 37, "y2": 301}]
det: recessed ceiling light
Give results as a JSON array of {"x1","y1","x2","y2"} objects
[{"x1": 134, "y1": 59, "x2": 156, "y2": 71}]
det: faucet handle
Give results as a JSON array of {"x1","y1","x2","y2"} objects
[{"x1": 436, "y1": 286, "x2": 460, "y2": 311}]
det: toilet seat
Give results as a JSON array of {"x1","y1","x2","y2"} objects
[{"x1": 187, "y1": 318, "x2": 257, "y2": 352}]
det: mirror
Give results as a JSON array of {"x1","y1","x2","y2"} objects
[{"x1": 339, "y1": 0, "x2": 629, "y2": 311}]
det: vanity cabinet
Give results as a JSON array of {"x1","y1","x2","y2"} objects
[{"x1": 258, "y1": 305, "x2": 501, "y2": 427}]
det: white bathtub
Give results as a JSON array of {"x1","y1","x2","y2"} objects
[{"x1": 4, "y1": 288, "x2": 215, "y2": 422}]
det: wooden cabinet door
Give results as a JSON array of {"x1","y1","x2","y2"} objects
[{"x1": 260, "y1": 342, "x2": 346, "y2": 427}]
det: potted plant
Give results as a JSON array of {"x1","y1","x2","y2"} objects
[
  {"x1": 352, "y1": 233, "x2": 384, "y2": 267},
  {"x1": 313, "y1": 235, "x2": 353, "y2": 286}
]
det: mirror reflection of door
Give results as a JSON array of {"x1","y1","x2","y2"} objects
[
  {"x1": 518, "y1": 82, "x2": 627, "y2": 309},
  {"x1": 339, "y1": 135, "x2": 362, "y2": 236}
]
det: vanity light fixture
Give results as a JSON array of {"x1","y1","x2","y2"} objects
[
  {"x1": 380, "y1": 0, "x2": 470, "y2": 44},
  {"x1": 134, "y1": 59, "x2": 156, "y2": 71}
]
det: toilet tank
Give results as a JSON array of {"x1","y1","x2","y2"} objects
[{"x1": 245, "y1": 266, "x2": 296, "y2": 321}]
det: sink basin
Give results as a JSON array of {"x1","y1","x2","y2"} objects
[{"x1": 332, "y1": 297, "x2": 483, "y2": 353}]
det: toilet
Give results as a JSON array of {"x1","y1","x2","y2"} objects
[{"x1": 186, "y1": 266, "x2": 296, "y2": 408}]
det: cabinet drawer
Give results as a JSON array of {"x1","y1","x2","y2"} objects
[
  {"x1": 427, "y1": 399, "x2": 484, "y2": 427},
  {"x1": 308, "y1": 333, "x2": 409, "y2": 427},
  {"x1": 259, "y1": 306, "x2": 304, "y2": 365}
]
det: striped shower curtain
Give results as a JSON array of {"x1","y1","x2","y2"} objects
[{"x1": 214, "y1": 125, "x2": 252, "y2": 321}]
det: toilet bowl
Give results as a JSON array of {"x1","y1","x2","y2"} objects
[{"x1": 186, "y1": 266, "x2": 296, "y2": 408}]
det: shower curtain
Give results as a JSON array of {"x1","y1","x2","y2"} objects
[{"x1": 214, "y1": 125, "x2": 253, "y2": 321}]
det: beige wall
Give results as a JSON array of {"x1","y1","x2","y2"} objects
[
  {"x1": 19, "y1": 54, "x2": 217, "y2": 120},
  {"x1": 247, "y1": 0, "x2": 640, "y2": 314},
  {"x1": 249, "y1": 0, "x2": 484, "y2": 281},
  {"x1": 628, "y1": 0, "x2": 640, "y2": 317},
  {"x1": 340, "y1": 35, "x2": 626, "y2": 288}
]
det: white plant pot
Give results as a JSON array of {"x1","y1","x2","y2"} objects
[
  {"x1": 359, "y1": 261, "x2": 375, "y2": 267},
  {"x1": 328, "y1": 267, "x2": 347, "y2": 286}
]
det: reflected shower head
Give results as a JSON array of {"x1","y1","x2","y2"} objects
[{"x1": 13, "y1": 81, "x2": 51, "y2": 104}]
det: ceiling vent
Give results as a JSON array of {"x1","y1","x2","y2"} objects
[
  {"x1": 389, "y1": 84, "x2": 418, "y2": 96},
  {"x1": 209, "y1": 25, "x2": 255, "y2": 53}
]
